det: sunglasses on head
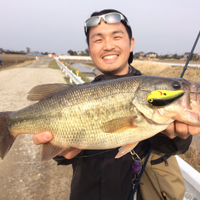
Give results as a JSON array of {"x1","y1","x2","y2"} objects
[{"x1": 84, "y1": 12, "x2": 130, "y2": 36}]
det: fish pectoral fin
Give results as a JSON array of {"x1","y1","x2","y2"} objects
[
  {"x1": 101, "y1": 117, "x2": 136, "y2": 133},
  {"x1": 40, "y1": 142, "x2": 66, "y2": 162},
  {"x1": 115, "y1": 142, "x2": 139, "y2": 159},
  {"x1": 27, "y1": 83, "x2": 72, "y2": 101}
]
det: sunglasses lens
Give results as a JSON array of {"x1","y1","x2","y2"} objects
[
  {"x1": 105, "y1": 13, "x2": 121, "y2": 24},
  {"x1": 86, "y1": 17, "x2": 99, "y2": 28},
  {"x1": 84, "y1": 13, "x2": 127, "y2": 35}
]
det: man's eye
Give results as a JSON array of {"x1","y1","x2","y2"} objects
[{"x1": 95, "y1": 39, "x2": 102, "y2": 42}]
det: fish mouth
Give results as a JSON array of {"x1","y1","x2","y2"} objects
[
  {"x1": 170, "y1": 83, "x2": 200, "y2": 125},
  {"x1": 189, "y1": 83, "x2": 200, "y2": 109},
  {"x1": 180, "y1": 83, "x2": 200, "y2": 112},
  {"x1": 188, "y1": 83, "x2": 200, "y2": 122},
  {"x1": 148, "y1": 83, "x2": 200, "y2": 125}
]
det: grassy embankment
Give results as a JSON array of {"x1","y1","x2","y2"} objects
[
  {"x1": 48, "y1": 60, "x2": 71, "y2": 84},
  {"x1": 49, "y1": 60, "x2": 90, "y2": 83}
]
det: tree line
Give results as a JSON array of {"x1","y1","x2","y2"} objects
[{"x1": 67, "y1": 49, "x2": 200, "y2": 61}]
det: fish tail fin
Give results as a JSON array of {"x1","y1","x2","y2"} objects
[{"x1": 0, "y1": 112, "x2": 16, "y2": 159}]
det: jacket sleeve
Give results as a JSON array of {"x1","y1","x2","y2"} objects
[
  {"x1": 148, "y1": 133, "x2": 192, "y2": 155},
  {"x1": 53, "y1": 156, "x2": 73, "y2": 165}
]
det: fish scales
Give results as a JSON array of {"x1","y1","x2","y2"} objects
[{"x1": 52, "y1": 78, "x2": 141, "y2": 148}]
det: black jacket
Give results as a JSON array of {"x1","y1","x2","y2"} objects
[{"x1": 54, "y1": 66, "x2": 192, "y2": 200}]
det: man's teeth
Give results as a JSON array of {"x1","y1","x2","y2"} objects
[{"x1": 103, "y1": 55, "x2": 118, "y2": 59}]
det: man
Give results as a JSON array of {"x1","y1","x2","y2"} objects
[{"x1": 33, "y1": 9, "x2": 200, "y2": 200}]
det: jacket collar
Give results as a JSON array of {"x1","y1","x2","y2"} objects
[{"x1": 92, "y1": 65, "x2": 142, "y2": 82}]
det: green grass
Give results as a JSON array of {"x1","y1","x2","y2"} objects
[
  {"x1": 71, "y1": 68, "x2": 90, "y2": 83},
  {"x1": 64, "y1": 77, "x2": 74, "y2": 85},
  {"x1": 48, "y1": 60, "x2": 90, "y2": 83},
  {"x1": 48, "y1": 60, "x2": 60, "y2": 69},
  {"x1": 65, "y1": 63, "x2": 90, "y2": 83}
]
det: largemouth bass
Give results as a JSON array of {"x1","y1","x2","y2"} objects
[{"x1": 0, "y1": 75, "x2": 200, "y2": 161}]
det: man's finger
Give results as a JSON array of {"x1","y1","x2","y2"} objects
[
  {"x1": 188, "y1": 125, "x2": 200, "y2": 135},
  {"x1": 32, "y1": 132, "x2": 53, "y2": 145},
  {"x1": 174, "y1": 121, "x2": 189, "y2": 139},
  {"x1": 161, "y1": 123, "x2": 177, "y2": 139}
]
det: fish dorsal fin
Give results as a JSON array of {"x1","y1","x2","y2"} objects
[
  {"x1": 27, "y1": 83, "x2": 72, "y2": 101},
  {"x1": 40, "y1": 142, "x2": 66, "y2": 162},
  {"x1": 101, "y1": 116, "x2": 137, "y2": 133}
]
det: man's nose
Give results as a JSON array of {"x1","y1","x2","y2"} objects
[{"x1": 103, "y1": 38, "x2": 115, "y2": 50}]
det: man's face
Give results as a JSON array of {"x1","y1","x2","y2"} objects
[{"x1": 88, "y1": 20, "x2": 135, "y2": 75}]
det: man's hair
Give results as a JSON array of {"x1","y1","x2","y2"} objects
[{"x1": 86, "y1": 9, "x2": 133, "y2": 64}]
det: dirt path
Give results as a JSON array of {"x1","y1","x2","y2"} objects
[{"x1": 0, "y1": 57, "x2": 72, "y2": 200}]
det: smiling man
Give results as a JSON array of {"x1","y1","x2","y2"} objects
[
  {"x1": 33, "y1": 9, "x2": 199, "y2": 200},
  {"x1": 88, "y1": 19, "x2": 134, "y2": 75}
]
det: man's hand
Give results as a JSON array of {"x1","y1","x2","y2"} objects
[
  {"x1": 162, "y1": 121, "x2": 200, "y2": 139},
  {"x1": 32, "y1": 132, "x2": 82, "y2": 159}
]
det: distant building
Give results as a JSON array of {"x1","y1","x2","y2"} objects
[
  {"x1": 77, "y1": 51, "x2": 84, "y2": 56},
  {"x1": 183, "y1": 52, "x2": 190, "y2": 58},
  {"x1": 166, "y1": 54, "x2": 173, "y2": 58},
  {"x1": 193, "y1": 53, "x2": 200, "y2": 61},
  {"x1": 145, "y1": 52, "x2": 158, "y2": 58},
  {"x1": 5, "y1": 49, "x2": 11, "y2": 53},
  {"x1": 135, "y1": 51, "x2": 145, "y2": 58},
  {"x1": 26, "y1": 53, "x2": 44, "y2": 56}
]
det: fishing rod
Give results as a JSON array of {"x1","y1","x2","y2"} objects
[{"x1": 180, "y1": 30, "x2": 200, "y2": 78}]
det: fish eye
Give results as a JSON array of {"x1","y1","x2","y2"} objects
[{"x1": 172, "y1": 81, "x2": 181, "y2": 90}]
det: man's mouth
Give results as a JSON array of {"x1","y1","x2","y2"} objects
[{"x1": 102, "y1": 55, "x2": 118, "y2": 60}]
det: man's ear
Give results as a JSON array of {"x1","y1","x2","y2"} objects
[{"x1": 130, "y1": 37, "x2": 135, "y2": 52}]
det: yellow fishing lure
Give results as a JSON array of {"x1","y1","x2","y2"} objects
[{"x1": 147, "y1": 90, "x2": 185, "y2": 106}]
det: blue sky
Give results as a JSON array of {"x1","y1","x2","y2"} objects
[{"x1": 1, "y1": 0, "x2": 200, "y2": 55}]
